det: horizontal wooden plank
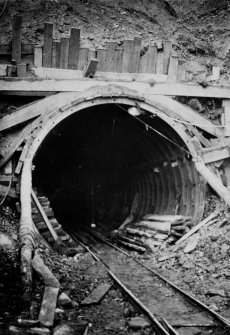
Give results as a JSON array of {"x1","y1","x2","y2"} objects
[
  {"x1": 202, "y1": 145, "x2": 230, "y2": 164},
  {"x1": 29, "y1": 66, "x2": 167, "y2": 82},
  {"x1": 0, "y1": 79, "x2": 230, "y2": 100}
]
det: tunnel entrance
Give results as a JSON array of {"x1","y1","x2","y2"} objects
[{"x1": 32, "y1": 102, "x2": 205, "y2": 233}]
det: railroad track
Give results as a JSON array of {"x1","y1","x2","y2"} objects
[{"x1": 68, "y1": 228, "x2": 230, "y2": 335}]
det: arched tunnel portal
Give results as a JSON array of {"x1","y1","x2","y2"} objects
[{"x1": 20, "y1": 89, "x2": 206, "y2": 234}]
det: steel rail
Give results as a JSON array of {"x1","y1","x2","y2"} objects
[
  {"x1": 69, "y1": 229, "x2": 177, "y2": 335},
  {"x1": 77, "y1": 229, "x2": 230, "y2": 328}
]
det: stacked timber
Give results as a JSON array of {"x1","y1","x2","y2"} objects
[
  {"x1": 16, "y1": 192, "x2": 76, "y2": 252},
  {"x1": 116, "y1": 214, "x2": 193, "y2": 252}
]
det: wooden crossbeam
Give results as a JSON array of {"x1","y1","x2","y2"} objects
[
  {"x1": 0, "y1": 79, "x2": 230, "y2": 99},
  {"x1": 0, "y1": 91, "x2": 77, "y2": 132},
  {"x1": 202, "y1": 145, "x2": 230, "y2": 164}
]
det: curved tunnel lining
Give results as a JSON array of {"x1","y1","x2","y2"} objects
[{"x1": 22, "y1": 96, "x2": 205, "y2": 232}]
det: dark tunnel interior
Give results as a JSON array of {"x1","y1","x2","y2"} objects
[{"x1": 32, "y1": 103, "x2": 205, "y2": 233}]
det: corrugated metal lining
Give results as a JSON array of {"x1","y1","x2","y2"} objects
[{"x1": 32, "y1": 103, "x2": 206, "y2": 230}]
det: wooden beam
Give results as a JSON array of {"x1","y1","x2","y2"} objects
[
  {"x1": 97, "y1": 48, "x2": 107, "y2": 72},
  {"x1": 0, "y1": 79, "x2": 230, "y2": 100},
  {"x1": 68, "y1": 28, "x2": 80, "y2": 70},
  {"x1": 52, "y1": 41, "x2": 61, "y2": 68},
  {"x1": 156, "y1": 50, "x2": 163, "y2": 74},
  {"x1": 202, "y1": 145, "x2": 230, "y2": 164},
  {"x1": 60, "y1": 37, "x2": 69, "y2": 69},
  {"x1": 34, "y1": 46, "x2": 43, "y2": 67},
  {"x1": 114, "y1": 49, "x2": 123, "y2": 73},
  {"x1": 29, "y1": 66, "x2": 167, "y2": 82},
  {"x1": 78, "y1": 47, "x2": 88, "y2": 70},
  {"x1": 163, "y1": 41, "x2": 171, "y2": 74},
  {"x1": 83, "y1": 59, "x2": 99, "y2": 78},
  {"x1": 148, "y1": 44, "x2": 157, "y2": 74},
  {"x1": 130, "y1": 37, "x2": 141, "y2": 73},
  {"x1": 122, "y1": 40, "x2": 133, "y2": 73},
  {"x1": 12, "y1": 15, "x2": 22, "y2": 64},
  {"x1": 168, "y1": 56, "x2": 179, "y2": 82},
  {"x1": 43, "y1": 23, "x2": 53, "y2": 68},
  {"x1": 0, "y1": 184, "x2": 18, "y2": 199},
  {"x1": 31, "y1": 189, "x2": 59, "y2": 242},
  {"x1": 222, "y1": 100, "x2": 230, "y2": 136},
  {"x1": 105, "y1": 42, "x2": 116, "y2": 72},
  {"x1": 0, "y1": 91, "x2": 77, "y2": 132}
]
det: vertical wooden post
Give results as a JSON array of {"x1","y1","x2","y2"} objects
[
  {"x1": 177, "y1": 60, "x2": 186, "y2": 82},
  {"x1": 147, "y1": 44, "x2": 157, "y2": 74},
  {"x1": 167, "y1": 56, "x2": 179, "y2": 82},
  {"x1": 163, "y1": 41, "x2": 172, "y2": 74},
  {"x1": 122, "y1": 40, "x2": 133, "y2": 73},
  {"x1": 68, "y1": 28, "x2": 80, "y2": 69},
  {"x1": 52, "y1": 42, "x2": 61, "y2": 68},
  {"x1": 130, "y1": 37, "x2": 142, "y2": 73},
  {"x1": 114, "y1": 49, "x2": 123, "y2": 73},
  {"x1": 97, "y1": 48, "x2": 107, "y2": 71},
  {"x1": 12, "y1": 15, "x2": 22, "y2": 64},
  {"x1": 34, "y1": 46, "x2": 43, "y2": 67},
  {"x1": 60, "y1": 37, "x2": 69, "y2": 69},
  {"x1": 105, "y1": 42, "x2": 116, "y2": 72},
  {"x1": 138, "y1": 53, "x2": 149, "y2": 73},
  {"x1": 156, "y1": 50, "x2": 163, "y2": 74},
  {"x1": 78, "y1": 48, "x2": 89, "y2": 70},
  {"x1": 43, "y1": 23, "x2": 53, "y2": 68},
  {"x1": 223, "y1": 100, "x2": 230, "y2": 136},
  {"x1": 88, "y1": 49, "x2": 96, "y2": 62}
]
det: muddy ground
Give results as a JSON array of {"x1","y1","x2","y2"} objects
[{"x1": 1, "y1": 194, "x2": 230, "y2": 334}]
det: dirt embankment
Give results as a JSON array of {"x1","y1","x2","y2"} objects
[{"x1": 0, "y1": 0, "x2": 230, "y2": 72}]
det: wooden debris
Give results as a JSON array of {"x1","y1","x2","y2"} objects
[
  {"x1": 81, "y1": 283, "x2": 112, "y2": 306},
  {"x1": 137, "y1": 221, "x2": 171, "y2": 234},
  {"x1": 118, "y1": 214, "x2": 134, "y2": 230},
  {"x1": 39, "y1": 286, "x2": 59, "y2": 327},
  {"x1": 158, "y1": 253, "x2": 178, "y2": 262},
  {"x1": 184, "y1": 233, "x2": 199, "y2": 253},
  {"x1": 31, "y1": 189, "x2": 59, "y2": 242},
  {"x1": 118, "y1": 240, "x2": 146, "y2": 253},
  {"x1": 82, "y1": 59, "x2": 99, "y2": 78},
  {"x1": 175, "y1": 212, "x2": 218, "y2": 246},
  {"x1": 32, "y1": 253, "x2": 60, "y2": 288}
]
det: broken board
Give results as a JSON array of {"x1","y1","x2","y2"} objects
[{"x1": 81, "y1": 283, "x2": 111, "y2": 305}]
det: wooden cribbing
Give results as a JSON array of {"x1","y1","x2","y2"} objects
[
  {"x1": 60, "y1": 37, "x2": 69, "y2": 69},
  {"x1": 68, "y1": 28, "x2": 80, "y2": 70},
  {"x1": 12, "y1": 15, "x2": 22, "y2": 64},
  {"x1": 31, "y1": 189, "x2": 59, "y2": 242},
  {"x1": 43, "y1": 23, "x2": 53, "y2": 67}
]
